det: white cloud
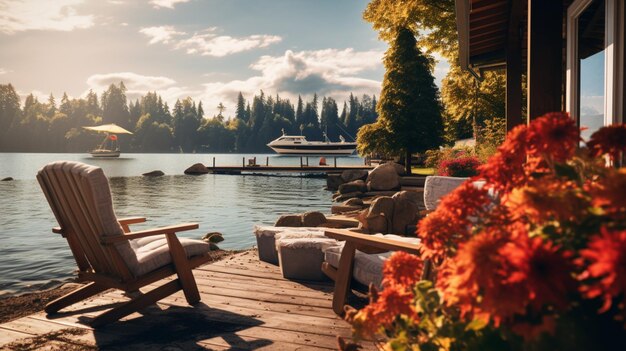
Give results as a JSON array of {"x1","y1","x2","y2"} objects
[
  {"x1": 139, "y1": 26, "x2": 282, "y2": 57},
  {"x1": 86, "y1": 72, "x2": 179, "y2": 101},
  {"x1": 176, "y1": 29, "x2": 282, "y2": 57},
  {"x1": 195, "y1": 48, "x2": 383, "y2": 115},
  {"x1": 108, "y1": 0, "x2": 124, "y2": 4},
  {"x1": 0, "y1": 68, "x2": 10, "y2": 75},
  {"x1": 139, "y1": 25, "x2": 185, "y2": 45},
  {"x1": 149, "y1": 0, "x2": 190, "y2": 9},
  {"x1": 0, "y1": 0, "x2": 94, "y2": 34},
  {"x1": 80, "y1": 49, "x2": 383, "y2": 118}
]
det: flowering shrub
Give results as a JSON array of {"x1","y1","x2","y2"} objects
[
  {"x1": 437, "y1": 155, "x2": 481, "y2": 177},
  {"x1": 343, "y1": 113, "x2": 626, "y2": 350}
]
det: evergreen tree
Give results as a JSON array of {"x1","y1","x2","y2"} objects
[
  {"x1": 361, "y1": 26, "x2": 443, "y2": 174},
  {"x1": 46, "y1": 94, "x2": 56, "y2": 118},
  {"x1": 0, "y1": 84, "x2": 21, "y2": 150},
  {"x1": 60, "y1": 93, "x2": 71, "y2": 116},
  {"x1": 295, "y1": 95, "x2": 304, "y2": 130},
  {"x1": 235, "y1": 92, "x2": 247, "y2": 122},
  {"x1": 101, "y1": 82, "x2": 131, "y2": 129}
]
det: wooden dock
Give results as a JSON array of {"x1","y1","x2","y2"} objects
[
  {"x1": 0, "y1": 251, "x2": 375, "y2": 350},
  {"x1": 209, "y1": 165, "x2": 374, "y2": 175}
]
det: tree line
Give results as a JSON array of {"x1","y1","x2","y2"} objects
[{"x1": 0, "y1": 83, "x2": 378, "y2": 153}]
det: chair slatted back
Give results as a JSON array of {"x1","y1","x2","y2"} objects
[{"x1": 37, "y1": 161, "x2": 133, "y2": 280}]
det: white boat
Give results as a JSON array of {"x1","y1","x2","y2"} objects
[
  {"x1": 267, "y1": 132, "x2": 357, "y2": 155},
  {"x1": 90, "y1": 148, "x2": 121, "y2": 158},
  {"x1": 83, "y1": 124, "x2": 133, "y2": 158}
]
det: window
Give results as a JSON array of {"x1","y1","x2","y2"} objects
[{"x1": 567, "y1": 0, "x2": 624, "y2": 133}]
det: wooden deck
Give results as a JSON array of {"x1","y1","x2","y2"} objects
[{"x1": 0, "y1": 251, "x2": 375, "y2": 350}]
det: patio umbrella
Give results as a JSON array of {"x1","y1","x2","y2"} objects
[{"x1": 82, "y1": 124, "x2": 133, "y2": 135}]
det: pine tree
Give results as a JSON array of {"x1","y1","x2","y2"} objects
[
  {"x1": 376, "y1": 26, "x2": 443, "y2": 173},
  {"x1": 235, "y1": 92, "x2": 247, "y2": 121},
  {"x1": 295, "y1": 95, "x2": 304, "y2": 129}
]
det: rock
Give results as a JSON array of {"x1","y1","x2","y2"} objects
[
  {"x1": 369, "y1": 196, "x2": 395, "y2": 220},
  {"x1": 338, "y1": 180, "x2": 367, "y2": 194},
  {"x1": 344, "y1": 198, "x2": 364, "y2": 206},
  {"x1": 391, "y1": 162, "x2": 407, "y2": 176},
  {"x1": 358, "y1": 196, "x2": 395, "y2": 233},
  {"x1": 274, "y1": 214, "x2": 303, "y2": 227},
  {"x1": 1, "y1": 177, "x2": 13, "y2": 181},
  {"x1": 184, "y1": 163, "x2": 209, "y2": 175},
  {"x1": 142, "y1": 170, "x2": 164, "y2": 177},
  {"x1": 302, "y1": 211, "x2": 327, "y2": 227},
  {"x1": 326, "y1": 173, "x2": 344, "y2": 191},
  {"x1": 202, "y1": 232, "x2": 225, "y2": 243},
  {"x1": 391, "y1": 191, "x2": 420, "y2": 234},
  {"x1": 334, "y1": 191, "x2": 363, "y2": 202},
  {"x1": 366, "y1": 163, "x2": 402, "y2": 191},
  {"x1": 341, "y1": 169, "x2": 368, "y2": 183}
]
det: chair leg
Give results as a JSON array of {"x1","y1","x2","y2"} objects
[
  {"x1": 333, "y1": 242, "x2": 356, "y2": 315},
  {"x1": 91, "y1": 279, "x2": 181, "y2": 327},
  {"x1": 45, "y1": 282, "x2": 107, "y2": 314},
  {"x1": 165, "y1": 234, "x2": 201, "y2": 304}
]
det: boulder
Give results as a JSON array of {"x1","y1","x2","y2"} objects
[
  {"x1": 366, "y1": 163, "x2": 402, "y2": 191},
  {"x1": 326, "y1": 173, "x2": 344, "y2": 191},
  {"x1": 202, "y1": 232, "x2": 225, "y2": 250},
  {"x1": 341, "y1": 169, "x2": 368, "y2": 183},
  {"x1": 334, "y1": 191, "x2": 363, "y2": 202},
  {"x1": 344, "y1": 198, "x2": 364, "y2": 207},
  {"x1": 302, "y1": 211, "x2": 327, "y2": 227},
  {"x1": 358, "y1": 196, "x2": 395, "y2": 233},
  {"x1": 368, "y1": 196, "x2": 395, "y2": 220},
  {"x1": 338, "y1": 180, "x2": 367, "y2": 194},
  {"x1": 274, "y1": 214, "x2": 303, "y2": 227},
  {"x1": 142, "y1": 170, "x2": 164, "y2": 177},
  {"x1": 184, "y1": 163, "x2": 209, "y2": 175},
  {"x1": 1, "y1": 177, "x2": 13, "y2": 181},
  {"x1": 391, "y1": 191, "x2": 421, "y2": 234}
]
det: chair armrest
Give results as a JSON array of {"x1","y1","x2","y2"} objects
[
  {"x1": 52, "y1": 227, "x2": 63, "y2": 234},
  {"x1": 101, "y1": 223, "x2": 199, "y2": 244},
  {"x1": 118, "y1": 217, "x2": 147, "y2": 225},
  {"x1": 324, "y1": 228, "x2": 421, "y2": 255}
]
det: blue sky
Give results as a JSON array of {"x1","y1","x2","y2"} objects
[{"x1": 0, "y1": 0, "x2": 449, "y2": 117}]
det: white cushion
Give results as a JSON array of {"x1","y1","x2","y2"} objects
[
  {"x1": 323, "y1": 234, "x2": 421, "y2": 287},
  {"x1": 128, "y1": 236, "x2": 210, "y2": 276},
  {"x1": 253, "y1": 225, "x2": 327, "y2": 238},
  {"x1": 423, "y1": 176, "x2": 469, "y2": 211},
  {"x1": 276, "y1": 237, "x2": 337, "y2": 250}
]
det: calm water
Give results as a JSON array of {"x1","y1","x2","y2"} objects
[{"x1": 0, "y1": 153, "x2": 363, "y2": 295}]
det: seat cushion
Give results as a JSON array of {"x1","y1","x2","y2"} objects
[
  {"x1": 126, "y1": 235, "x2": 210, "y2": 276},
  {"x1": 253, "y1": 225, "x2": 327, "y2": 238},
  {"x1": 323, "y1": 234, "x2": 420, "y2": 287},
  {"x1": 423, "y1": 176, "x2": 469, "y2": 211}
]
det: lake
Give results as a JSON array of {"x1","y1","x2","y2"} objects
[{"x1": 0, "y1": 153, "x2": 363, "y2": 295}]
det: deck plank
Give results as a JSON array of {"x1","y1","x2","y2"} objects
[{"x1": 0, "y1": 251, "x2": 374, "y2": 350}]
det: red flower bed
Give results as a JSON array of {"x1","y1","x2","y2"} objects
[
  {"x1": 344, "y1": 112, "x2": 626, "y2": 350},
  {"x1": 437, "y1": 155, "x2": 481, "y2": 177}
]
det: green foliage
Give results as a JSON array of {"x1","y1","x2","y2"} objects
[{"x1": 0, "y1": 83, "x2": 378, "y2": 154}]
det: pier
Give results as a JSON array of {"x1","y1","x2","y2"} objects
[{"x1": 206, "y1": 156, "x2": 374, "y2": 175}]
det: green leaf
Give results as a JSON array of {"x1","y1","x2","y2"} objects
[{"x1": 554, "y1": 163, "x2": 581, "y2": 181}]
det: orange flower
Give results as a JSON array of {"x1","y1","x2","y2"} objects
[
  {"x1": 579, "y1": 227, "x2": 626, "y2": 312},
  {"x1": 351, "y1": 286, "x2": 416, "y2": 338},
  {"x1": 526, "y1": 112, "x2": 580, "y2": 162},
  {"x1": 587, "y1": 168, "x2": 626, "y2": 219},
  {"x1": 505, "y1": 177, "x2": 589, "y2": 224},
  {"x1": 417, "y1": 181, "x2": 493, "y2": 259},
  {"x1": 382, "y1": 251, "x2": 423, "y2": 288},
  {"x1": 586, "y1": 124, "x2": 626, "y2": 162},
  {"x1": 502, "y1": 236, "x2": 575, "y2": 312},
  {"x1": 478, "y1": 124, "x2": 529, "y2": 192}
]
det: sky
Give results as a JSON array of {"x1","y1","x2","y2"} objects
[{"x1": 0, "y1": 0, "x2": 450, "y2": 118}]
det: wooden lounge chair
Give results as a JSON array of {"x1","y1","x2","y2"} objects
[
  {"x1": 37, "y1": 161, "x2": 213, "y2": 327},
  {"x1": 322, "y1": 229, "x2": 424, "y2": 315}
]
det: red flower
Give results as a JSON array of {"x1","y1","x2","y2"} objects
[
  {"x1": 417, "y1": 181, "x2": 492, "y2": 259},
  {"x1": 352, "y1": 286, "x2": 416, "y2": 338},
  {"x1": 478, "y1": 124, "x2": 529, "y2": 192},
  {"x1": 579, "y1": 227, "x2": 626, "y2": 312},
  {"x1": 382, "y1": 251, "x2": 423, "y2": 288},
  {"x1": 526, "y1": 112, "x2": 580, "y2": 162},
  {"x1": 586, "y1": 124, "x2": 626, "y2": 162},
  {"x1": 438, "y1": 156, "x2": 482, "y2": 177}
]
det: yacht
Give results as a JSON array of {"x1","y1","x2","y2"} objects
[{"x1": 267, "y1": 132, "x2": 357, "y2": 155}]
